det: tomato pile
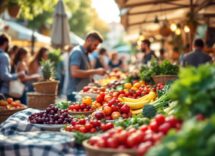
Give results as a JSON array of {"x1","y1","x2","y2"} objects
[
  {"x1": 64, "y1": 119, "x2": 114, "y2": 133},
  {"x1": 93, "y1": 98, "x2": 131, "y2": 120},
  {"x1": 88, "y1": 115, "x2": 182, "y2": 155},
  {"x1": 0, "y1": 98, "x2": 25, "y2": 110},
  {"x1": 82, "y1": 85, "x2": 106, "y2": 94}
]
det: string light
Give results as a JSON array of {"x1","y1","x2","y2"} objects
[
  {"x1": 175, "y1": 28, "x2": 181, "y2": 35},
  {"x1": 184, "y1": 25, "x2": 190, "y2": 33},
  {"x1": 170, "y1": 23, "x2": 177, "y2": 31}
]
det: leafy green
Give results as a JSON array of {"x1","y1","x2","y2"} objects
[
  {"x1": 146, "y1": 115, "x2": 215, "y2": 156},
  {"x1": 73, "y1": 132, "x2": 95, "y2": 145},
  {"x1": 56, "y1": 101, "x2": 70, "y2": 109},
  {"x1": 140, "y1": 60, "x2": 179, "y2": 83},
  {"x1": 169, "y1": 64, "x2": 215, "y2": 119}
]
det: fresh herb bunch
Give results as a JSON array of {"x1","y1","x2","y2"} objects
[
  {"x1": 140, "y1": 60, "x2": 179, "y2": 83},
  {"x1": 146, "y1": 115, "x2": 215, "y2": 156},
  {"x1": 169, "y1": 64, "x2": 215, "y2": 119}
]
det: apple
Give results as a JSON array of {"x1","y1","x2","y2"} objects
[
  {"x1": 94, "y1": 111, "x2": 105, "y2": 120},
  {"x1": 120, "y1": 104, "x2": 130, "y2": 114}
]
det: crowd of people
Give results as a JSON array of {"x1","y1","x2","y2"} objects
[{"x1": 0, "y1": 32, "x2": 213, "y2": 104}]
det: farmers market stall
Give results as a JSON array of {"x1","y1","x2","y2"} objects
[{"x1": 1, "y1": 61, "x2": 215, "y2": 156}]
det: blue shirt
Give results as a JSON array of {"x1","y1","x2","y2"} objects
[
  {"x1": 67, "y1": 46, "x2": 91, "y2": 94},
  {"x1": 0, "y1": 49, "x2": 18, "y2": 94}
]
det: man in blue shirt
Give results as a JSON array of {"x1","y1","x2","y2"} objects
[
  {"x1": 67, "y1": 32, "x2": 106, "y2": 101},
  {"x1": 0, "y1": 34, "x2": 25, "y2": 97},
  {"x1": 141, "y1": 39, "x2": 157, "y2": 65}
]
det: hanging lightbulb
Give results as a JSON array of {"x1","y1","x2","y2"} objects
[
  {"x1": 170, "y1": 23, "x2": 177, "y2": 31},
  {"x1": 184, "y1": 25, "x2": 190, "y2": 33},
  {"x1": 175, "y1": 28, "x2": 181, "y2": 35}
]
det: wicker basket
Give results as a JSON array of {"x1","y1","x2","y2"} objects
[
  {"x1": 0, "y1": 106, "x2": 26, "y2": 123},
  {"x1": 83, "y1": 140, "x2": 136, "y2": 156},
  {"x1": 27, "y1": 92, "x2": 56, "y2": 110},
  {"x1": 152, "y1": 75, "x2": 177, "y2": 84},
  {"x1": 33, "y1": 80, "x2": 59, "y2": 94}
]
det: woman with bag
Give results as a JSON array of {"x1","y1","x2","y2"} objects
[{"x1": 13, "y1": 48, "x2": 41, "y2": 104}]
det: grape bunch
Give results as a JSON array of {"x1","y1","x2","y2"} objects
[{"x1": 29, "y1": 105, "x2": 72, "y2": 124}]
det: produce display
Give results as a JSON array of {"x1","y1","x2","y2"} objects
[
  {"x1": 29, "y1": 104, "x2": 72, "y2": 124},
  {"x1": 64, "y1": 118, "x2": 114, "y2": 133},
  {"x1": 87, "y1": 114, "x2": 181, "y2": 155},
  {"x1": 0, "y1": 98, "x2": 26, "y2": 110},
  {"x1": 140, "y1": 60, "x2": 179, "y2": 83}
]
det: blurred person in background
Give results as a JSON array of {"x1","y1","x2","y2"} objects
[
  {"x1": 67, "y1": 31, "x2": 106, "y2": 102},
  {"x1": 159, "y1": 48, "x2": 166, "y2": 62},
  {"x1": 182, "y1": 38, "x2": 212, "y2": 67},
  {"x1": 179, "y1": 44, "x2": 190, "y2": 65},
  {"x1": 141, "y1": 39, "x2": 157, "y2": 65},
  {"x1": 0, "y1": 34, "x2": 25, "y2": 97},
  {"x1": 94, "y1": 48, "x2": 109, "y2": 70},
  {"x1": 108, "y1": 52, "x2": 123, "y2": 70},
  {"x1": 171, "y1": 47, "x2": 180, "y2": 65},
  {"x1": 14, "y1": 48, "x2": 41, "y2": 104},
  {"x1": 8, "y1": 45, "x2": 19, "y2": 73},
  {"x1": 29, "y1": 47, "x2": 49, "y2": 75}
]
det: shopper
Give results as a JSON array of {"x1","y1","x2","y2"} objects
[
  {"x1": 29, "y1": 47, "x2": 49, "y2": 75},
  {"x1": 141, "y1": 39, "x2": 157, "y2": 65},
  {"x1": 0, "y1": 34, "x2": 25, "y2": 97},
  {"x1": 182, "y1": 38, "x2": 212, "y2": 67},
  {"x1": 14, "y1": 48, "x2": 41, "y2": 104},
  {"x1": 8, "y1": 45, "x2": 19, "y2": 73},
  {"x1": 108, "y1": 52, "x2": 123, "y2": 70},
  {"x1": 94, "y1": 48, "x2": 109, "y2": 70},
  {"x1": 67, "y1": 31, "x2": 106, "y2": 102}
]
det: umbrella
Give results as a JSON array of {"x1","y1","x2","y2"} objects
[{"x1": 51, "y1": 0, "x2": 70, "y2": 49}]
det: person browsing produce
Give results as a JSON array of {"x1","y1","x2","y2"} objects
[
  {"x1": 182, "y1": 38, "x2": 212, "y2": 67},
  {"x1": 67, "y1": 31, "x2": 106, "y2": 102},
  {"x1": 141, "y1": 39, "x2": 157, "y2": 65}
]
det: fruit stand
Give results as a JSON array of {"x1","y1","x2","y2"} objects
[{"x1": 1, "y1": 62, "x2": 215, "y2": 156}]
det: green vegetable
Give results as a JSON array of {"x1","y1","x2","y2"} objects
[
  {"x1": 169, "y1": 64, "x2": 215, "y2": 119},
  {"x1": 146, "y1": 115, "x2": 215, "y2": 156},
  {"x1": 140, "y1": 60, "x2": 179, "y2": 83},
  {"x1": 143, "y1": 93, "x2": 171, "y2": 118},
  {"x1": 56, "y1": 101, "x2": 70, "y2": 109},
  {"x1": 73, "y1": 132, "x2": 95, "y2": 145}
]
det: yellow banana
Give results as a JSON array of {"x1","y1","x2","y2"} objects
[
  {"x1": 131, "y1": 108, "x2": 143, "y2": 115},
  {"x1": 125, "y1": 98, "x2": 152, "y2": 110},
  {"x1": 120, "y1": 91, "x2": 156, "y2": 103}
]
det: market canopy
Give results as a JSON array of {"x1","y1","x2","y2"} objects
[{"x1": 115, "y1": 0, "x2": 215, "y2": 35}]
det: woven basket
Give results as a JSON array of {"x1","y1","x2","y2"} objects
[
  {"x1": 0, "y1": 106, "x2": 26, "y2": 123},
  {"x1": 33, "y1": 80, "x2": 59, "y2": 94},
  {"x1": 152, "y1": 75, "x2": 177, "y2": 84},
  {"x1": 83, "y1": 140, "x2": 136, "y2": 156},
  {"x1": 27, "y1": 92, "x2": 56, "y2": 110}
]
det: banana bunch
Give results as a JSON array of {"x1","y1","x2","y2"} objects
[{"x1": 120, "y1": 91, "x2": 157, "y2": 115}]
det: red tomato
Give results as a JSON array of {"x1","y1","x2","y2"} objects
[
  {"x1": 79, "y1": 126, "x2": 87, "y2": 133},
  {"x1": 158, "y1": 122, "x2": 171, "y2": 134},
  {"x1": 149, "y1": 121, "x2": 159, "y2": 132},
  {"x1": 96, "y1": 93, "x2": 105, "y2": 103},
  {"x1": 107, "y1": 138, "x2": 119, "y2": 148},
  {"x1": 108, "y1": 98, "x2": 117, "y2": 106},
  {"x1": 152, "y1": 132, "x2": 164, "y2": 143},
  {"x1": 196, "y1": 114, "x2": 205, "y2": 121},
  {"x1": 80, "y1": 103, "x2": 87, "y2": 109},
  {"x1": 7, "y1": 98, "x2": 13, "y2": 104},
  {"x1": 90, "y1": 120, "x2": 101, "y2": 127},
  {"x1": 96, "y1": 138, "x2": 106, "y2": 148},
  {"x1": 88, "y1": 136, "x2": 100, "y2": 145},
  {"x1": 71, "y1": 120, "x2": 77, "y2": 126},
  {"x1": 126, "y1": 133, "x2": 141, "y2": 147},
  {"x1": 78, "y1": 119, "x2": 86, "y2": 125},
  {"x1": 118, "y1": 130, "x2": 128, "y2": 143},
  {"x1": 155, "y1": 114, "x2": 165, "y2": 125},
  {"x1": 137, "y1": 141, "x2": 153, "y2": 155},
  {"x1": 111, "y1": 105, "x2": 119, "y2": 112},
  {"x1": 103, "y1": 106, "x2": 112, "y2": 115},
  {"x1": 111, "y1": 111, "x2": 121, "y2": 120},
  {"x1": 105, "y1": 123, "x2": 114, "y2": 130},
  {"x1": 85, "y1": 123, "x2": 93, "y2": 131},
  {"x1": 140, "y1": 125, "x2": 148, "y2": 132},
  {"x1": 65, "y1": 125, "x2": 74, "y2": 132},
  {"x1": 127, "y1": 128, "x2": 136, "y2": 135},
  {"x1": 165, "y1": 116, "x2": 178, "y2": 128},
  {"x1": 90, "y1": 127, "x2": 97, "y2": 133}
]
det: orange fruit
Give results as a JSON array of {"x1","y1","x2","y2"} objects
[
  {"x1": 82, "y1": 96, "x2": 92, "y2": 105},
  {"x1": 124, "y1": 83, "x2": 132, "y2": 89},
  {"x1": 133, "y1": 82, "x2": 141, "y2": 88},
  {"x1": 111, "y1": 111, "x2": 121, "y2": 119}
]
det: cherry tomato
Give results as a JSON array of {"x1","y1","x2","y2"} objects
[
  {"x1": 140, "y1": 125, "x2": 148, "y2": 132},
  {"x1": 126, "y1": 133, "x2": 141, "y2": 147},
  {"x1": 159, "y1": 122, "x2": 171, "y2": 134},
  {"x1": 90, "y1": 127, "x2": 97, "y2": 133},
  {"x1": 149, "y1": 121, "x2": 159, "y2": 132},
  {"x1": 118, "y1": 130, "x2": 128, "y2": 143},
  {"x1": 88, "y1": 136, "x2": 100, "y2": 145},
  {"x1": 107, "y1": 138, "x2": 119, "y2": 148},
  {"x1": 155, "y1": 114, "x2": 165, "y2": 125},
  {"x1": 165, "y1": 116, "x2": 178, "y2": 128},
  {"x1": 79, "y1": 126, "x2": 87, "y2": 133},
  {"x1": 85, "y1": 123, "x2": 93, "y2": 131},
  {"x1": 137, "y1": 141, "x2": 153, "y2": 155}
]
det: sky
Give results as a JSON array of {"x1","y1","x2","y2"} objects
[{"x1": 92, "y1": 0, "x2": 120, "y2": 23}]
